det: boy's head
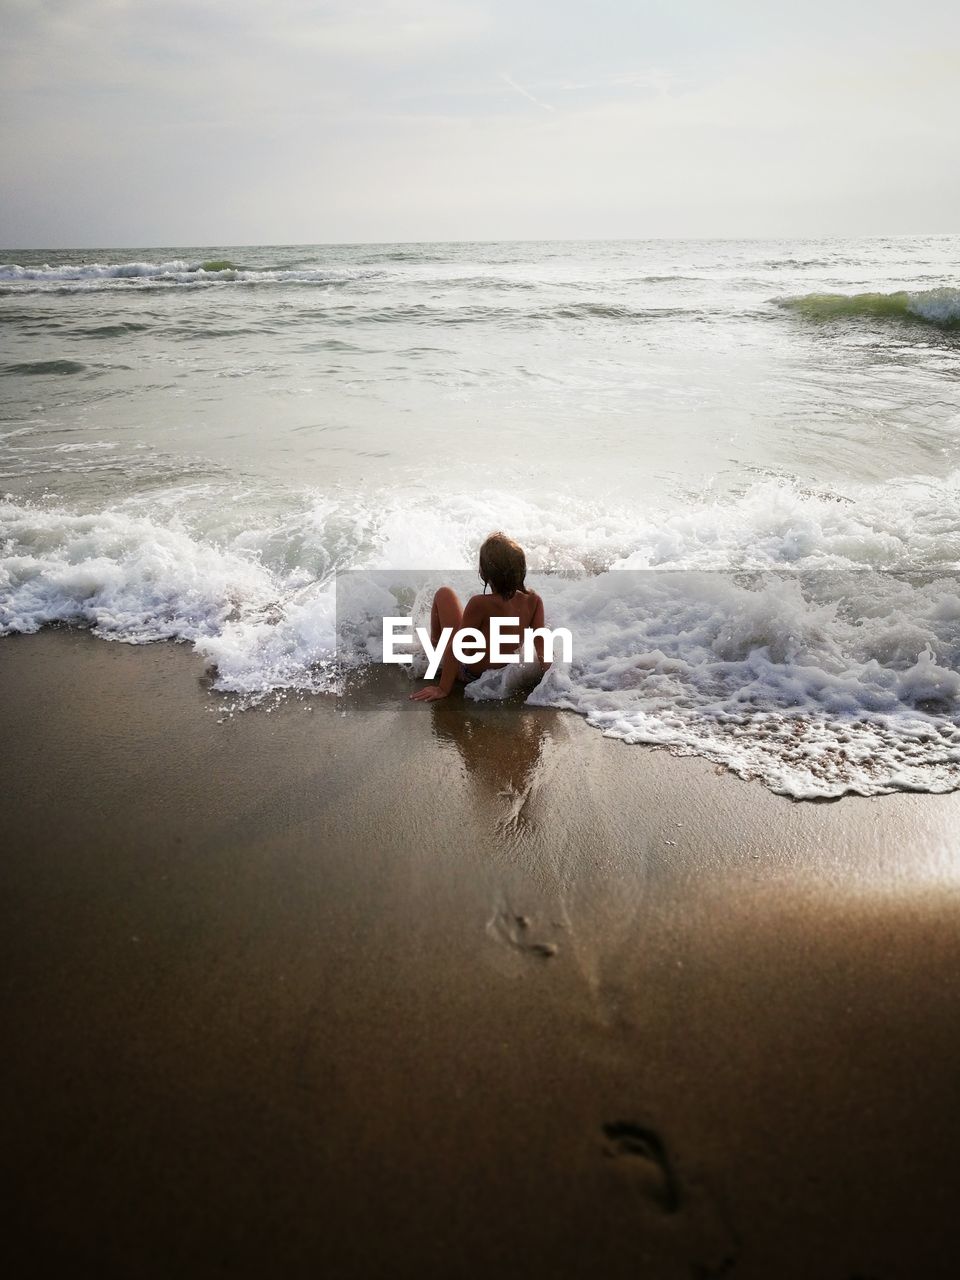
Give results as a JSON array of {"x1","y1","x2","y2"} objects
[{"x1": 479, "y1": 531, "x2": 526, "y2": 599}]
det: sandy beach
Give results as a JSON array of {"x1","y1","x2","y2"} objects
[
  {"x1": 3, "y1": 628, "x2": 960, "y2": 1277},
  {"x1": 6, "y1": 0, "x2": 960, "y2": 1271}
]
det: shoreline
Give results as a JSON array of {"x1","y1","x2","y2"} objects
[{"x1": 3, "y1": 628, "x2": 960, "y2": 1277}]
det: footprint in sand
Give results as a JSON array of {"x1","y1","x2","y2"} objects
[
  {"x1": 604, "y1": 1124, "x2": 741, "y2": 1276},
  {"x1": 604, "y1": 1124, "x2": 742, "y2": 1277},
  {"x1": 487, "y1": 909, "x2": 559, "y2": 959},
  {"x1": 602, "y1": 1121, "x2": 680, "y2": 1214}
]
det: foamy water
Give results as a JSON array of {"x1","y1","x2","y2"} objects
[{"x1": 2, "y1": 237, "x2": 960, "y2": 796}]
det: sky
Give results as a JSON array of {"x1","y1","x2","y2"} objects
[{"x1": 1, "y1": 0, "x2": 958, "y2": 247}]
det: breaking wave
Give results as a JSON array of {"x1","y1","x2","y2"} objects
[
  {"x1": 0, "y1": 259, "x2": 373, "y2": 292},
  {"x1": 4, "y1": 471, "x2": 960, "y2": 797},
  {"x1": 779, "y1": 287, "x2": 960, "y2": 327}
]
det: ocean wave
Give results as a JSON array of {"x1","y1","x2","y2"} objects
[
  {"x1": 0, "y1": 498, "x2": 330, "y2": 683},
  {"x1": 0, "y1": 359, "x2": 87, "y2": 376},
  {"x1": 74, "y1": 321, "x2": 156, "y2": 337},
  {"x1": 0, "y1": 260, "x2": 694, "y2": 325},
  {"x1": 1, "y1": 259, "x2": 208, "y2": 281},
  {"x1": 525, "y1": 571, "x2": 960, "y2": 798},
  {"x1": 450, "y1": 570, "x2": 960, "y2": 798},
  {"x1": 778, "y1": 287, "x2": 960, "y2": 327},
  {"x1": 629, "y1": 274, "x2": 705, "y2": 283},
  {"x1": 291, "y1": 300, "x2": 693, "y2": 327},
  {"x1": 762, "y1": 257, "x2": 848, "y2": 269},
  {"x1": 4, "y1": 473, "x2": 960, "y2": 796},
  {"x1": 548, "y1": 302, "x2": 689, "y2": 321},
  {"x1": 407, "y1": 274, "x2": 539, "y2": 291},
  {"x1": 338, "y1": 557, "x2": 960, "y2": 798},
  {"x1": 0, "y1": 260, "x2": 377, "y2": 292}
]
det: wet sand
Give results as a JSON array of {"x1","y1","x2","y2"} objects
[{"x1": 3, "y1": 628, "x2": 960, "y2": 1278}]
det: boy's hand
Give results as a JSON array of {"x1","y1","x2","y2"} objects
[{"x1": 409, "y1": 685, "x2": 449, "y2": 702}]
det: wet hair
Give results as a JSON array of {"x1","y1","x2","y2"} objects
[{"x1": 479, "y1": 531, "x2": 527, "y2": 600}]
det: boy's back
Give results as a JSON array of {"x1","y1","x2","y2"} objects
[{"x1": 462, "y1": 588, "x2": 545, "y2": 669}]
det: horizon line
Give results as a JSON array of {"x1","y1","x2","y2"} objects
[{"x1": 2, "y1": 230, "x2": 958, "y2": 254}]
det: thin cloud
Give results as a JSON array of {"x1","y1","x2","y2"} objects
[
  {"x1": 498, "y1": 72, "x2": 555, "y2": 113},
  {"x1": 557, "y1": 69, "x2": 680, "y2": 96},
  {"x1": 3, "y1": 0, "x2": 959, "y2": 244}
]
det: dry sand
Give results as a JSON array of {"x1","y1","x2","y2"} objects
[{"x1": 3, "y1": 628, "x2": 960, "y2": 1278}]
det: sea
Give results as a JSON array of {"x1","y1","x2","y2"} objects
[{"x1": 2, "y1": 236, "x2": 960, "y2": 797}]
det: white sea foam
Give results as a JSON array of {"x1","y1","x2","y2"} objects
[
  {"x1": 521, "y1": 570, "x2": 960, "y2": 798},
  {"x1": 4, "y1": 471, "x2": 960, "y2": 796},
  {"x1": 0, "y1": 497, "x2": 339, "y2": 694},
  {"x1": 908, "y1": 287, "x2": 960, "y2": 325},
  {"x1": 610, "y1": 474, "x2": 960, "y2": 570},
  {"x1": 337, "y1": 560, "x2": 960, "y2": 798},
  {"x1": 0, "y1": 261, "x2": 195, "y2": 281},
  {"x1": 0, "y1": 260, "x2": 374, "y2": 291}
]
